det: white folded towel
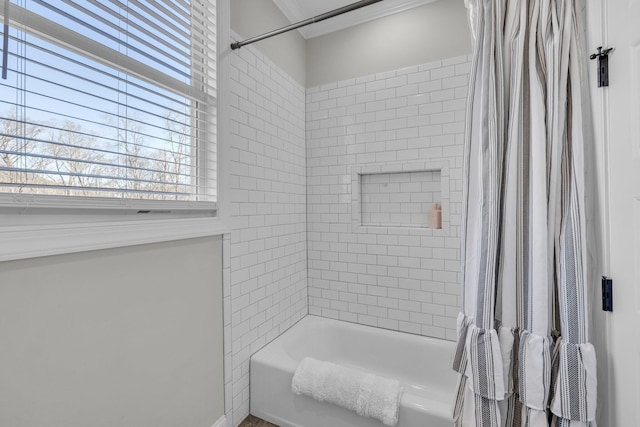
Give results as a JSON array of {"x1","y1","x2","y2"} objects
[{"x1": 291, "y1": 357, "x2": 403, "y2": 426}]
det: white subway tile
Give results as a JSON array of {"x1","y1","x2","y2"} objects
[
  {"x1": 431, "y1": 66, "x2": 455, "y2": 79},
  {"x1": 408, "y1": 70, "x2": 432, "y2": 84},
  {"x1": 308, "y1": 55, "x2": 468, "y2": 355},
  {"x1": 229, "y1": 45, "x2": 307, "y2": 425}
]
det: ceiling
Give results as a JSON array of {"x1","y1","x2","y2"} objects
[{"x1": 271, "y1": 0, "x2": 438, "y2": 39}]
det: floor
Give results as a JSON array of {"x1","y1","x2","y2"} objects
[{"x1": 239, "y1": 415, "x2": 278, "y2": 427}]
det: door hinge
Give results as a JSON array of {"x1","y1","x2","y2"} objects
[
  {"x1": 590, "y1": 46, "x2": 614, "y2": 87},
  {"x1": 602, "y1": 276, "x2": 613, "y2": 312}
]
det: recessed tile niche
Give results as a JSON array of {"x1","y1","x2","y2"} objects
[
  {"x1": 361, "y1": 171, "x2": 441, "y2": 227},
  {"x1": 352, "y1": 161, "x2": 450, "y2": 234}
]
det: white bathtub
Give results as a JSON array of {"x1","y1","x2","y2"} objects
[{"x1": 250, "y1": 315, "x2": 457, "y2": 427}]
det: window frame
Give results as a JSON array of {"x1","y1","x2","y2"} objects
[{"x1": 0, "y1": 0, "x2": 230, "y2": 262}]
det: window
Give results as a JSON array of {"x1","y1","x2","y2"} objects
[{"x1": 0, "y1": 0, "x2": 217, "y2": 211}]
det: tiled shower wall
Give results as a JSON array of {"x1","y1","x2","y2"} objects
[
  {"x1": 228, "y1": 43, "x2": 307, "y2": 425},
  {"x1": 307, "y1": 54, "x2": 472, "y2": 341}
]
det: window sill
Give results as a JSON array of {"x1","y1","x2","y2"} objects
[{"x1": 0, "y1": 216, "x2": 230, "y2": 262}]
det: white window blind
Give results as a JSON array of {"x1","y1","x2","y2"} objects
[{"x1": 0, "y1": 0, "x2": 217, "y2": 209}]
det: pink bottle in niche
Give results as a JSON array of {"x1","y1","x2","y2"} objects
[{"x1": 428, "y1": 203, "x2": 442, "y2": 229}]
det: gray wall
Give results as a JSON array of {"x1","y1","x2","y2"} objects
[
  {"x1": 230, "y1": 0, "x2": 470, "y2": 88},
  {"x1": 231, "y1": 0, "x2": 307, "y2": 86},
  {"x1": 0, "y1": 236, "x2": 224, "y2": 427},
  {"x1": 306, "y1": 0, "x2": 472, "y2": 87}
]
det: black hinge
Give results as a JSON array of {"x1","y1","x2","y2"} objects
[
  {"x1": 602, "y1": 276, "x2": 613, "y2": 312},
  {"x1": 590, "y1": 47, "x2": 614, "y2": 87}
]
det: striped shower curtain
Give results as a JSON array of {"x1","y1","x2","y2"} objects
[{"x1": 451, "y1": 1, "x2": 597, "y2": 426}]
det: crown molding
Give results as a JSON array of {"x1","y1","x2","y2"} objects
[
  {"x1": 272, "y1": 0, "x2": 438, "y2": 39},
  {"x1": 271, "y1": 0, "x2": 308, "y2": 27}
]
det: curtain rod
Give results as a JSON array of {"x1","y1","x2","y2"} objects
[{"x1": 230, "y1": 0, "x2": 384, "y2": 50}]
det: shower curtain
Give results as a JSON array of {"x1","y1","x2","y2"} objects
[{"x1": 451, "y1": 1, "x2": 597, "y2": 426}]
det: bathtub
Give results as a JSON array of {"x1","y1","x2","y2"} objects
[{"x1": 250, "y1": 315, "x2": 457, "y2": 427}]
